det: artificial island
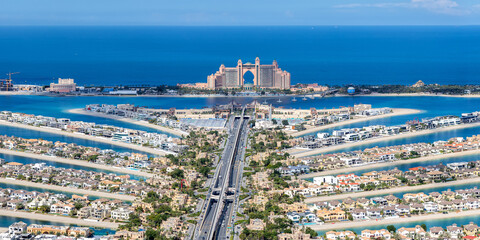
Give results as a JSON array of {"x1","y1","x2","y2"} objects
[{"x1": 0, "y1": 59, "x2": 480, "y2": 240}]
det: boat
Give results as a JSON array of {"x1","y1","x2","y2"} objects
[
  {"x1": 302, "y1": 96, "x2": 307, "y2": 101},
  {"x1": 292, "y1": 97, "x2": 297, "y2": 102},
  {"x1": 277, "y1": 98, "x2": 282, "y2": 103},
  {"x1": 262, "y1": 100, "x2": 268, "y2": 104}
]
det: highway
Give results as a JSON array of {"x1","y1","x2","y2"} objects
[{"x1": 195, "y1": 112, "x2": 249, "y2": 240}]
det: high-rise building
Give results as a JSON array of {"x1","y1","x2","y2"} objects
[
  {"x1": 207, "y1": 58, "x2": 290, "y2": 90},
  {"x1": 49, "y1": 78, "x2": 77, "y2": 93}
]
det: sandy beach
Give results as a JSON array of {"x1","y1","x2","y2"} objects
[
  {"x1": 0, "y1": 209, "x2": 119, "y2": 229},
  {"x1": 309, "y1": 208, "x2": 480, "y2": 231},
  {"x1": 305, "y1": 177, "x2": 480, "y2": 203},
  {"x1": 299, "y1": 149, "x2": 480, "y2": 179},
  {"x1": 0, "y1": 120, "x2": 171, "y2": 156},
  {"x1": 0, "y1": 178, "x2": 136, "y2": 201},
  {"x1": 289, "y1": 108, "x2": 421, "y2": 137},
  {"x1": 0, "y1": 91, "x2": 35, "y2": 96},
  {"x1": 293, "y1": 122, "x2": 480, "y2": 158},
  {"x1": 68, "y1": 108, "x2": 188, "y2": 137},
  {"x1": 0, "y1": 149, "x2": 153, "y2": 178},
  {"x1": 4, "y1": 91, "x2": 480, "y2": 98}
]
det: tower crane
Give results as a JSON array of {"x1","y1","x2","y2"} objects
[{"x1": 0, "y1": 72, "x2": 19, "y2": 91}]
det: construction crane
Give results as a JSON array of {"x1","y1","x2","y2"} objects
[{"x1": 0, "y1": 72, "x2": 19, "y2": 91}]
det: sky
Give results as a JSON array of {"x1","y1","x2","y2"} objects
[{"x1": 0, "y1": 0, "x2": 480, "y2": 25}]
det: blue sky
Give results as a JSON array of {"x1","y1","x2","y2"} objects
[{"x1": 1, "y1": 0, "x2": 480, "y2": 25}]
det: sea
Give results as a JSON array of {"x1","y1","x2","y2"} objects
[
  {"x1": 0, "y1": 26, "x2": 480, "y2": 86},
  {"x1": 0, "y1": 26, "x2": 480, "y2": 234}
]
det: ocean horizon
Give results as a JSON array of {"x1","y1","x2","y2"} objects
[{"x1": 0, "y1": 26, "x2": 479, "y2": 87}]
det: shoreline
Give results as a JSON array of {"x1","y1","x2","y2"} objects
[
  {"x1": 308, "y1": 209, "x2": 480, "y2": 231},
  {"x1": 3, "y1": 91, "x2": 480, "y2": 99},
  {"x1": 0, "y1": 120, "x2": 171, "y2": 156},
  {"x1": 0, "y1": 178, "x2": 136, "y2": 201},
  {"x1": 0, "y1": 92, "x2": 293, "y2": 98},
  {"x1": 0, "y1": 149, "x2": 153, "y2": 178},
  {"x1": 293, "y1": 122, "x2": 480, "y2": 158},
  {"x1": 0, "y1": 209, "x2": 119, "y2": 229},
  {"x1": 304, "y1": 177, "x2": 480, "y2": 203},
  {"x1": 289, "y1": 108, "x2": 421, "y2": 137},
  {"x1": 299, "y1": 149, "x2": 480, "y2": 179},
  {"x1": 351, "y1": 93, "x2": 480, "y2": 98},
  {"x1": 4, "y1": 91, "x2": 480, "y2": 98},
  {"x1": 309, "y1": 208, "x2": 480, "y2": 232},
  {"x1": 68, "y1": 108, "x2": 188, "y2": 137}
]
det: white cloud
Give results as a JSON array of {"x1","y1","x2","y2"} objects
[{"x1": 334, "y1": 0, "x2": 470, "y2": 15}]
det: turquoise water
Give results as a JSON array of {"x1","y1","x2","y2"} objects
[
  {"x1": 0, "y1": 153, "x2": 145, "y2": 181},
  {"x1": 0, "y1": 216, "x2": 115, "y2": 235},
  {"x1": 370, "y1": 182, "x2": 480, "y2": 199},
  {"x1": 0, "y1": 182, "x2": 104, "y2": 200},
  {"x1": 318, "y1": 126, "x2": 480, "y2": 155},
  {"x1": 343, "y1": 153, "x2": 480, "y2": 176},
  {"x1": 1, "y1": 25, "x2": 480, "y2": 233},
  {"x1": 305, "y1": 181, "x2": 480, "y2": 201},
  {"x1": 1, "y1": 95, "x2": 480, "y2": 230},
  {"x1": 315, "y1": 182, "x2": 480, "y2": 235},
  {"x1": 2, "y1": 95, "x2": 480, "y2": 127},
  {"x1": 317, "y1": 214, "x2": 480, "y2": 236},
  {"x1": 305, "y1": 153, "x2": 480, "y2": 182},
  {"x1": 0, "y1": 125, "x2": 157, "y2": 156}
]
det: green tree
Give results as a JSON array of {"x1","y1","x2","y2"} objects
[
  {"x1": 387, "y1": 225, "x2": 396, "y2": 233},
  {"x1": 74, "y1": 202, "x2": 84, "y2": 210},
  {"x1": 145, "y1": 229, "x2": 160, "y2": 240},
  {"x1": 169, "y1": 169, "x2": 185, "y2": 180},
  {"x1": 39, "y1": 205, "x2": 50, "y2": 213},
  {"x1": 305, "y1": 227, "x2": 318, "y2": 237},
  {"x1": 421, "y1": 224, "x2": 427, "y2": 231}
]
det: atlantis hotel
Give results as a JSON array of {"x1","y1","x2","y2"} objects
[{"x1": 207, "y1": 57, "x2": 291, "y2": 90}]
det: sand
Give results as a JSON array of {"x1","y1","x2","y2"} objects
[
  {"x1": 309, "y1": 208, "x2": 480, "y2": 231},
  {"x1": 0, "y1": 120, "x2": 172, "y2": 156},
  {"x1": 68, "y1": 108, "x2": 188, "y2": 137},
  {"x1": 0, "y1": 91, "x2": 34, "y2": 95},
  {"x1": 0, "y1": 149, "x2": 153, "y2": 178},
  {"x1": 289, "y1": 108, "x2": 421, "y2": 137},
  {"x1": 305, "y1": 177, "x2": 480, "y2": 203},
  {"x1": 4, "y1": 91, "x2": 480, "y2": 98},
  {"x1": 293, "y1": 122, "x2": 480, "y2": 158},
  {"x1": 0, "y1": 209, "x2": 119, "y2": 229},
  {"x1": 300, "y1": 149, "x2": 480, "y2": 179},
  {"x1": 0, "y1": 178, "x2": 136, "y2": 201}
]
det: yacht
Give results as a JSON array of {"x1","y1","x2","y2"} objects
[
  {"x1": 277, "y1": 98, "x2": 282, "y2": 103},
  {"x1": 302, "y1": 96, "x2": 307, "y2": 101},
  {"x1": 292, "y1": 97, "x2": 297, "y2": 102}
]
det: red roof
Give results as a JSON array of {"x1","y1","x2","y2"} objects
[{"x1": 409, "y1": 167, "x2": 425, "y2": 171}]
